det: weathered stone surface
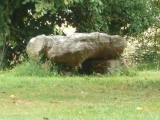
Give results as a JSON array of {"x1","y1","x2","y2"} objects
[{"x1": 26, "y1": 32, "x2": 126, "y2": 67}]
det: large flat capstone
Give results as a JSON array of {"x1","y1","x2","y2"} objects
[{"x1": 26, "y1": 32, "x2": 126, "y2": 67}]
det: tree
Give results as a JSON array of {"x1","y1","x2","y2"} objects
[
  {"x1": 0, "y1": 0, "x2": 159, "y2": 69},
  {"x1": 130, "y1": 0, "x2": 160, "y2": 65}
]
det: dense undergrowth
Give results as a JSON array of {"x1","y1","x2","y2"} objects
[{"x1": 2, "y1": 58, "x2": 158, "y2": 77}]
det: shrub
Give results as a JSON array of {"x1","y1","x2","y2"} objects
[{"x1": 12, "y1": 59, "x2": 59, "y2": 77}]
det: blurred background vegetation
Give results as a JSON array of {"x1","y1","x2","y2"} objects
[{"x1": 0, "y1": 0, "x2": 159, "y2": 71}]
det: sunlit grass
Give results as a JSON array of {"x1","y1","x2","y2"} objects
[{"x1": 0, "y1": 71, "x2": 160, "y2": 120}]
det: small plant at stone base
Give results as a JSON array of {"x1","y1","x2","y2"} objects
[
  {"x1": 106, "y1": 61, "x2": 137, "y2": 77},
  {"x1": 36, "y1": 53, "x2": 79, "y2": 76},
  {"x1": 36, "y1": 54, "x2": 60, "y2": 75},
  {"x1": 12, "y1": 57, "x2": 59, "y2": 77},
  {"x1": 54, "y1": 62, "x2": 80, "y2": 76}
]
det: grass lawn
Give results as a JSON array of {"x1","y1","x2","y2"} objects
[{"x1": 0, "y1": 71, "x2": 160, "y2": 120}]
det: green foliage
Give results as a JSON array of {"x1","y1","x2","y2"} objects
[
  {"x1": 0, "y1": 0, "x2": 61, "y2": 69},
  {"x1": 68, "y1": 0, "x2": 158, "y2": 35},
  {"x1": 12, "y1": 59, "x2": 59, "y2": 77},
  {"x1": 12, "y1": 56, "x2": 79, "y2": 77},
  {"x1": 0, "y1": 0, "x2": 159, "y2": 69},
  {"x1": 137, "y1": 61, "x2": 160, "y2": 71},
  {"x1": 107, "y1": 66, "x2": 138, "y2": 77},
  {"x1": 12, "y1": 56, "x2": 138, "y2": 77},
  {"x1": 129, "y1": 26, "x2": 160, "y2": 70}
]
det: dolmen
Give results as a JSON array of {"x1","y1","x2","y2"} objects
[{"x1": 26, "y1": 32, "x2": 127, "y2": 74}]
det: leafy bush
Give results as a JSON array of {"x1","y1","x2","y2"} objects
[
  {"x1": 12, "y1": 59, "x2": 59, "y2": 77},
  {"x1": 11, "y1": 58, "x2": 138, "y2": 77},
  {"x1": 0, "y1": 0, "x2": 159, "y2": 70}
]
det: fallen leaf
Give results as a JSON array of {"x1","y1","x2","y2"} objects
[
  {"x1": 136, "y1": 107, "x2": 143, "y2": 110},
  {"x1": 10, "y1": 95, "x2": 15, "y2": 98},
  {"x1": 43, "y1": 117, "x2": 49, "y2": 120},
  {"x1": 50, "y1": 101, "x2": 60, "y2": 104},
  {"x1": 11, "y1": 98, "x2": 18, "y2": 103}
]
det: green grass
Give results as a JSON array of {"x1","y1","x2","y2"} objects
[{"x1": 0, "y1": 71, "x2": 160, "y2": 120}]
